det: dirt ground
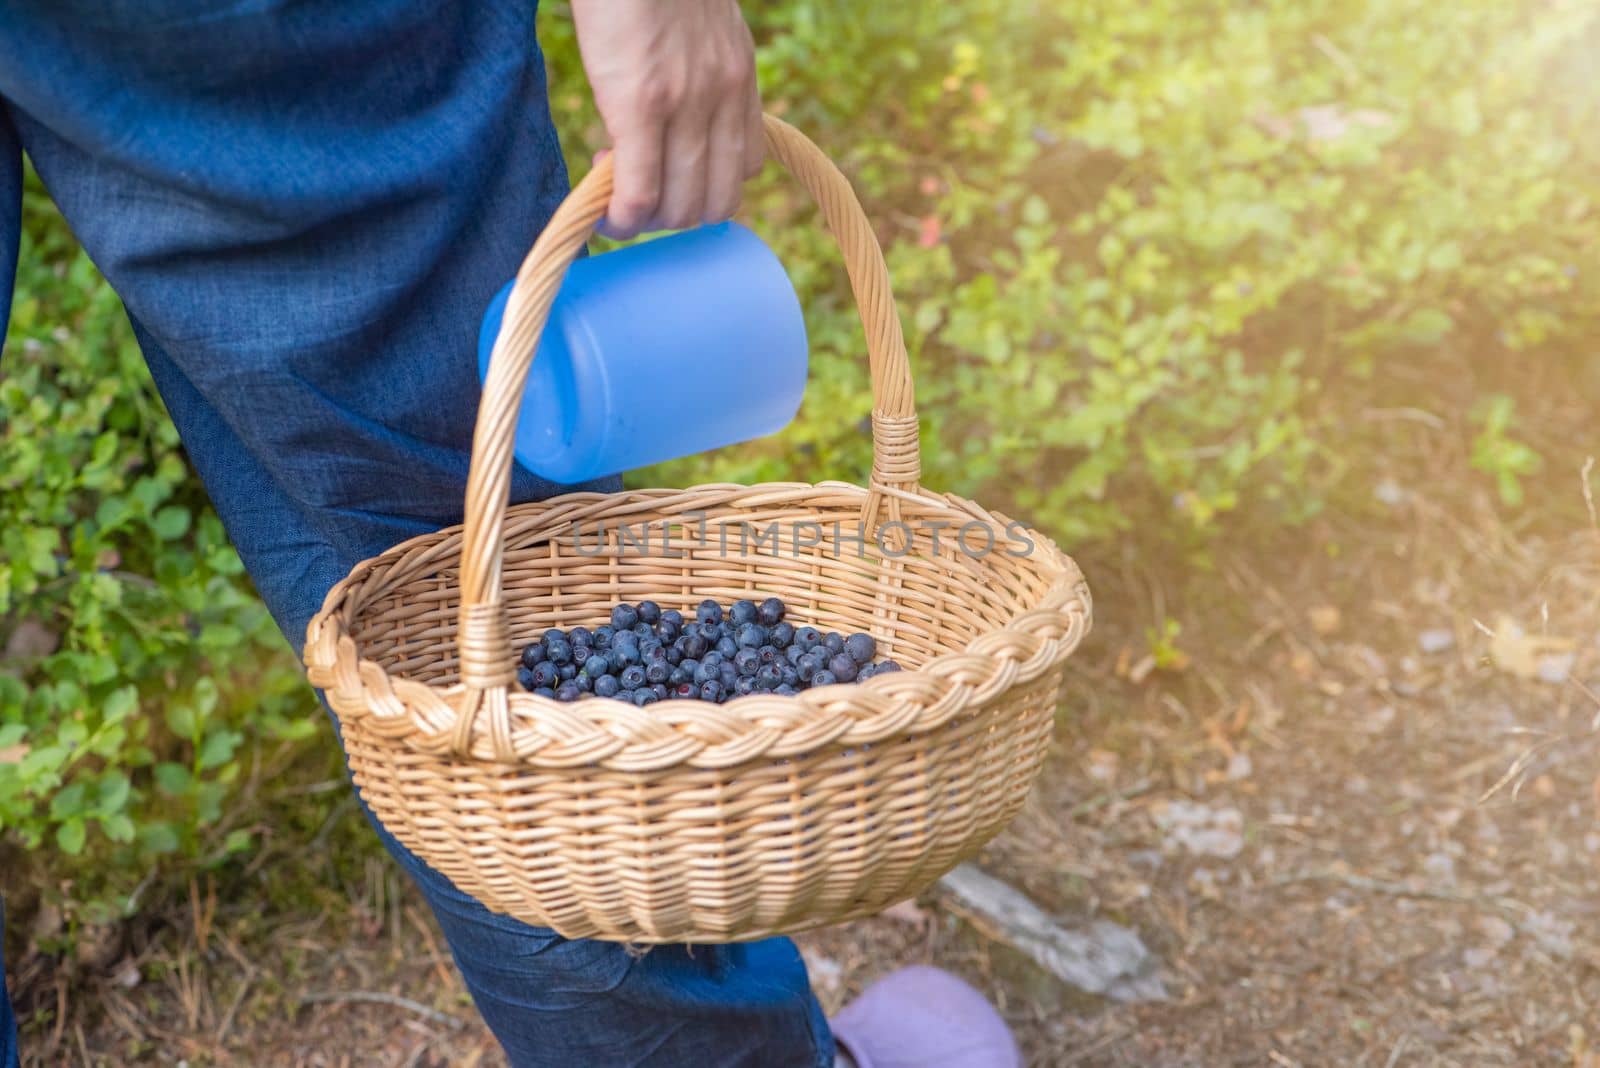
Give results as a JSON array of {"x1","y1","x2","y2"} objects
[{"x1": 9, "y1": 405, "x2": 1600, "y2": 1067}]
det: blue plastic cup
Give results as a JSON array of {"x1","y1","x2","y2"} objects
[{"x1": 477, "y1": 221, "x2": 808, "y2": 485}]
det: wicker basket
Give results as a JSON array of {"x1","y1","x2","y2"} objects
[{"x1": 304, "y1": 115, "x2": 1091, "y2": 944}]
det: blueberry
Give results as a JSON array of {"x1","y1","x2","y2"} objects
[
  {"x1": 730, "y1": 599, "x2": 758, "y2": 626},
  {"x1": 794, "y1": 626, "x2": 821, "y2": 650},
  {"x1": 670, "y1": 665, "x2": 693, "y2": 687},
  {"x1": 719, "y1": 662, "x2": 739, "y2": 687},
  {"x1": 569, "y1": 626, "x2": 592, "y2": 647},
  {"x1": 682, "y1": 633, "x2": 709, "y2": 659},
  {"x1": 701, "y1": 651, "x2": 724, "y2": 670},
  {"x1": 611, "y1": 604, "x2": 639, "y2": 630},
  {"x1": 693, "y1": 661, "x2": 718, "y2": 685},
  {"x1": 531, "y1": 661, "x2": 560, "y2": 689},
  {"x1": 823, "y1": 632, "x2": 845, "y2": 655},
  {"x1": 813, "y1": 670, "x2": 839, "y2": 687},
  {"x1": 572, "y1": 671, "x2": 594, "y2": 693},
  {"x1": 756, "y1": 664, "x2": 783, "y2": 690},
  {"x1": 673, "y1": 682, "x2": 698, "y2": 699},
  {"x1": 533, "y1": 686, "x2": 557, "y2": 699},
  {"x1": 633, "y1": 623, "x2": 654, "y2": 639},
  {"x1": 651, "y1": 683, "x2": 669, "y2": 701},
  {"x1": 612, "y1": 634, "x2": 641, "y2": 665},
  {"x1": 545, "y1": 628, "x2": 567, "y2": 645},
  {"x1": 657, "y1": 619, "x2": 682, "y2": 643},
  {"x1": 736, "y1": 623, "x2": 768, "y2": 649},
  {"x1": 521, "y1": 644, "x2": 547, "y2": 669},
  {"x1": 517, "y1": 666, "x2": 539, "y2": 691},
  {"x1": 713, "y1": 636, "x2": 737, "y2": 659},
  {"x1": 637, "y1": 600, "x2": 661, "y2": 625},
  {"x1": 796, "y1": 656, "x2": 819, "y2": 684},
  {"x1": 696, "y1": 599, "x2": 723, "y2": 625},
  {"x1": 594, "y1": 674, "x2": 621, "y2": 698},
  {"x1": 593, "y1": 626, "x2": 614, "y2": 648},
  {"x1": 876, "y1": 659, "x2": 903, "y2": 674},
  {"x1": 555, "y1": 681, "x2": 582, "y2": 702},
  {"x1": 770, "y1": 622, "x2": 796, "y2": 649},
  {"x1": 734, "y1": 675, "x2": 758, "y2": 696},
  {"x1": 775, "y1": 684, "x2": 799, "y2": 697},
  {"x1": 699, "y1": 680, "x2": 724, "y2": 703},
  {"x1": 679, "y1": 658, "x2": 701, "y2": 680},
  {"x1": 695, "y1": 621, "x2": 724, "y2": 644},
  {"x1": 780, "y1": 665, "x2": 800, "y2": 688},
  {"x1": 845, "y1": 633, "x2": 877, "y2": 665},
  {"x1": 620, "y1": 665, "x2": 647, "y2": 690},
  {"x1": 758, "y1": 597, "x2": 786, "y2": 626},
  {"x1": 546, "y1": 639, "x2": 573, "y2": 665},
  {"x1": 758, "y1": 644, "x2": 781, "y2": 665},
  {"x1": 558, "y1": 663, "x2": 578, "y2": 682},
  {"x1": 632, "y1": 688, "x2": 657, "y2": 707},
  {"x1": 857, "y1": 665, "x2": 876, "y2": 681},
  {"x1": 645, "y1": 660, "x2": 670, "y2": 685},
  {"x1": 660, "y1": 609, "x2": 684, "y2": 629},
  {"x1": 734, "y1": 648, "x2": 761, "y2": 676},
  {"x1": 786, "y1": 644, "x2": 806, "y2": 665},
  {"x1": 572, "y1": 645, "x2": 593, "y2": 669},
  {"x1": 827, "y1": 653, "x2": 858, "y2": 682}
]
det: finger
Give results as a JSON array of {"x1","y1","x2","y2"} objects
[
  {"x1": 702, "y1": 91, "x2": 747, "y2": 224},
  {"x1": 743, "y1": 70, "x2": 766, "y2": 179},
  {"x1": 656, "y1": 106, "x2": 710, "y2": 231},
  {"x1": 600, "y1": 124, "x2": 664, "y2": 240}
]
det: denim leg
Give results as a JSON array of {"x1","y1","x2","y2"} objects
[
  {"x1": 0, "y1": 2, "x2": 833, "y2": 1064},
  {"x1": 1, "y1": 900, "x2": 17, "y2": 1068},
  {"x1": 133, "y1": 322, "x2": 834, "y2": 1068},
  {"x1": 1, "y1": 101, "x2": 22, "y2": 1068},
  {"x1": 0, "y1": 101, "x2": 16, "y2": 339}
]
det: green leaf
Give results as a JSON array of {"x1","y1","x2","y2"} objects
[
  {"x1": 197, "y1": 729, "x2": 242, "y2": 772},
  {"x1": 57, "y1": 818, "x2": 87, "y2": 855},
  {"x1": 165, "y1": 702, "x2": 196, "y2": 739},
  {"x1": 139, "y1": 822, "x2": 181, "y2": 855},
  {"x1": 50, "y1": 781, "x2": 88, "y2": 820},
  {"x1": 97, "y1": 770, "x2": 131, "y2": 812},
  {"x1": 100, "y1": 812, "x2": 136, "y2": 843},
  {"x1": 102, "y1": 685, "x2": 138, "y2": 725},
  {"x1": 154, "y1": 762, "x2": 191, "y2": 797},
  {"x1": 151, "y1": 506, "x2": 191, "y2": 541}
]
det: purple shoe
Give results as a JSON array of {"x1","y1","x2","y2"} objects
[{"x1": 830, "y1": 965, "x2": 1023, "y2": 1068}]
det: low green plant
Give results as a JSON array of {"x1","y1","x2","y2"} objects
[
  {"x1": 1470, "y1": 394, "x2": 1542, "y2": 507},
  {"x1": 1, "y1": 165, "x2": 316, "y2": 926},
  {"x1": 550, "y1": 1, "x2": 1599, "y2": 544}
]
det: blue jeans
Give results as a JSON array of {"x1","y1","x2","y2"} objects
[{"x1": 0, "y1": 3, "x2": 832, "y2": 1066}]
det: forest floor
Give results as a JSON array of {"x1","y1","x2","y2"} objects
[{"x1": 11, "y1": 392, "x2": 1600, "y2": 1067}]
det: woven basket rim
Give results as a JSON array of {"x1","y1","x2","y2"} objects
[{"x1": 304, "y1": 480, "x2": 1091, "y2": 773}]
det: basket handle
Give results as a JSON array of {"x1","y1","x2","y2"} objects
[{"x1": 451, "y1": 115, "x2": 920, "y2": 733}]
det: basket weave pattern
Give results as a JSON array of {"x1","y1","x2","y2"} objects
[{"x1": 305, "y1": 118, "x2": 1091, "y2": 943}]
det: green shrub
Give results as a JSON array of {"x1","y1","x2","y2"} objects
[
  {"x1": 1, "y1": 166, "x2": 315, "y2": 927},
  {"x1": 552, "y1": 0, "x2": 1599, "y2": 538}
]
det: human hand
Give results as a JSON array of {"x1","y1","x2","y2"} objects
[{"x1": 571, "y1": 0, "x2": 765, "y2": 239}]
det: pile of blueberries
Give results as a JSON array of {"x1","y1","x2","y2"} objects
[{"x1": 517, "y1": 597, "x2": 903, "y2": 706}]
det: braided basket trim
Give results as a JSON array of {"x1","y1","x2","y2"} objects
[{"x1": 305, "y1": 481, "x2": 1091, "y2": 772}]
